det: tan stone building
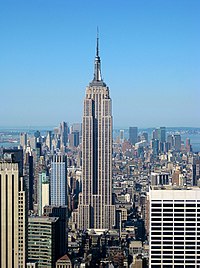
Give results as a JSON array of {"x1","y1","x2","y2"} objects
[
  {"x1": 78, "y1": 35, "x2": 115, "y2": 229},
  {"x1": 0, "y1": 160, "x2": 27, "y2": 268},
  {"x1": 56, "y1": 254, "x2": 72, "y2": 268}
]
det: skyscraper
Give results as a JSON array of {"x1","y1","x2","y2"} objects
[
  {"x1": 120, "y1": 129, "x2": 124, "y2": 143},
  {"x1": 46, "y1": 131, "x2": 52, "y2": 150},
  {"x1": 24, "y1": 151, "x2": 34, "y2": 210},
  {"x1": 192, "y1": 159, "x2": 200, "y2": 186},
  {"x1": 38, "y1": 171, "x2": 50, "y2": 216},
  {"x1": 51, "y1": 154, "x2": 67, "y2": 206},
  {"x1": 0, "y1": 157, "x2": 27, "y2": 268},
  {"x1": 148, "y1": 186, "x2": 200, "y2": 267},
  {"x1": 20, "y1": 132, "x2": 27, "y2": 149},
  {"x1": 159, "y1": 127, "x2": 166, "y2": 143},
  {"x1": 28, "y1": 216, "x2": 60, "y2": 268},
  {"x1": 174, "y1": 134, "x2": 181, "y2": 151},
  {"x1": 78, "y1": 34, "x2": 115, "y2": 230},
  {"x1": 60, "y1": 121, "x2": 68, "y2": 148},
  {"x1": 69, "y1": 130, "x2": 79, "y2": 148},
  {"x1": 44, "y1": 205, "x2": 68, "y2": 256},
  {"x1": 129, "y1": 127, "x2": 138, "y2": 145}
]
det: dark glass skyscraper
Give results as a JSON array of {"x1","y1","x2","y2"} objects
[{"x1": 129, "y1": 127, "x2": 138, "y2": 145}]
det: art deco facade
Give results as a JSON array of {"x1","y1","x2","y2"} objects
[
  {"x1": 78, "y1": 36, "x2": 115, "y2": 229},
  {"x1": 0, "y1": 160, "x2": 27, "y2": 268}
]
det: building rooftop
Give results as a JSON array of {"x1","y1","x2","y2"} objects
[
  {"x1": 28, "y1": 216, "x2": 59, "y2": 223},
  {"x1": 57, "y1": 254, "x2": 71, "y2": 261},
  {"x1": 151, "y1": 185, "x2": 200, "y2": 191}
]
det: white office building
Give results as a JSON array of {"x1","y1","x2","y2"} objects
[{"x1": 148, "y1": 186, "x2": 200, "y2": 267}]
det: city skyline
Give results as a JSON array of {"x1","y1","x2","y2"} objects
[{"x1": 1, "y1": 0, "x2": 200, "y2": 127}]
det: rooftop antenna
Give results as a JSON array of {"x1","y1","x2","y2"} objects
[{"x1": 96, "y1": 26, "x2": 99, "y2": 57}]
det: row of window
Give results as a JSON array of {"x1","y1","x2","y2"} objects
[
  {"x1": 152, "y1": 227, "x2": 199, "y2": 230},
  {"x1": 151, "y1": 213, "x2": 200, "y2": 217},
  {"x1": 152, "y1": 200, "x2": 200, "y2": 202},
  {"x1": 151, "y1": 265, "x2": 195, "y2": 268},
  {"x1": 151, "y1": 236, "x2": 200, "y2": 240},
  {"x1": 152, "y1": 203, "x2": 200, "y2": 207},
  {"x1": 151, "y1": 241, "x2": 199, "y2": 245},
  {"x1": 152, "y1": 246, "x2": 199, "y2": 249},
  {"x1": 152, "y1": 207, "x2": 198, "y2": 210},
  {"x1": 152, "y1": 259, "x2": 198, "y2": 264},
  {"x1": 151, "y1": 251, "x2": 200, "y2": 255},
  {"x1": 151, "y1": 217, "x2": 200, "y2": 221},
  {"x1": 151, "y1": 231, "x2": 200, "y2": 236},
  {"x1": 152, "y1": 222, "x2": 197, "y2": 226}
]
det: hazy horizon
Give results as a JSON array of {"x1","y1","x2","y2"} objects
[{"x1": 0, "y1": 125, "x2": 200, "y2": 130}]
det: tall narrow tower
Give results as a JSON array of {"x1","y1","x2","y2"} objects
[
  {"x1": 78, "y1": 34, "x2": 115, "y2": 230},
  {"x1": 0, "y1": 156, "x2": 27, "y2": 268}
]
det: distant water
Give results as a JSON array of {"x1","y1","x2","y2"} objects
[
  {"x1": 114, "y1": 128, "x2": 200, "y2": 153},
  {"x1": 1, "y1": 127, "x2": 200, "y2": 152},
  {"x1": 0, "y1": 126, "x2": 54, "y2": 149},
  {"x1": 181, "y1": 134, "x2": 200, "y2": 153}
]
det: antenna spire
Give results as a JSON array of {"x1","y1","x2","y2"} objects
[
  {"x1": 93, "y1": 27, "x2": 102, "y2": 81},
  {"x1": 96, "y1": 27, "x2": 99, "y2": 57}
]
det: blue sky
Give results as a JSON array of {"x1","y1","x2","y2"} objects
[{"x1": 0, "y1": 0, "x2": 199, "y2": 127}]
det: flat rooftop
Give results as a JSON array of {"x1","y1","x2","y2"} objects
[{"x1": 28, "y1": 216, "x2": 59, "y2": 223}]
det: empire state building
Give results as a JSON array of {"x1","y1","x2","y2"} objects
[{"x1": 78, "y1": 35, "x2": 115, "y2": 230}]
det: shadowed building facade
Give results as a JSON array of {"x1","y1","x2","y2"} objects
[{"x1": 78, "y1": 35, "x2": 115, "y2": 230}]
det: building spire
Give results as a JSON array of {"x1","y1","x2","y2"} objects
[
  {"x1": 96, "y1": 27, "x2": 99, "y2": 57},
  {"x1": 94, "y1": 27, "x2": 102, "y2": 82}
]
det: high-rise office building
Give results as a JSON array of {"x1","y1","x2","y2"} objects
[
  {"x1": 0, "y1": 158, "x2": 27, "y2": 268},
  {"x1": 186, "y1": 137, "x2": 192, "y2": 152},
  {"x1": 29, "y1": 136, "x2": 37, "y2": 150},
  {"x1": 192, "y1": 159, "x2": 200, "y2": 186},
  {"x1": 20, "y1": 132, "x2": 27, "y2": 149},
  {"x1": 33, "y1": 157, "x2": 46, "y2": 210},
  {"x1": 24, "y1": 151, "x2": 34, "y2": 210},
  {"x1": 36, "y1": 142, "x2": 42, "y2": 161},
  {"x1": 51, "y1": 154, "x2": 67, "y2": 206},
  {"x1": 3, "y1": 148, "x2": 23, "y2": 176},
  {"x1": 159, "y1": 127, "x2": 166, "y2": 143},
  {"x1": 38, "y1": 171, "x2": 50, "y2": 216},
  {"x1": 60, "y1": 121, "x2": 68, "y2": 147},
  {"x1": 167, "y1": 134, "x2": 174, "y2": 149},
  {"x1": 151, "y1": 139, "x2": 159, "y2": 156},
  {"x1": 152, "y1": 127, "x2": 166, "y2": 152},
  {"x1": 18, "y1": 177, "x2": 28, "y2": 268},
  {"x1": 174, "y1": 134, "x2": 181, "y2": 151},
  {"x1": 69, "y1": 130, "x2": 79, "y2": 148},
  {"x1": 28, "y1": 216, "x2": 60, "y2": 268},
  {"x1": 152, "y1": 128, "x2": 159, "y2": 140},
  {"x1": 78, "y1": 35, "x2": 115, "y2": 230},
  {"x1": 72, "y1": 123, "x2": 82, "y2": 145},
  {"x1": 44, "y1": 205, "x2": 68, "y2": 257},
  {"x1": 46, "y1": 131, "x2": 52, "y2": 150},
  {"x1": 129, "y1": 127, "x2": 138, "y2": 145},
  {"x1": 148, "y1": 186, "x2": 200, "y2": 267},
  {"x1": 120, "y1": 129, "x2": 124, "y2": 143}
]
